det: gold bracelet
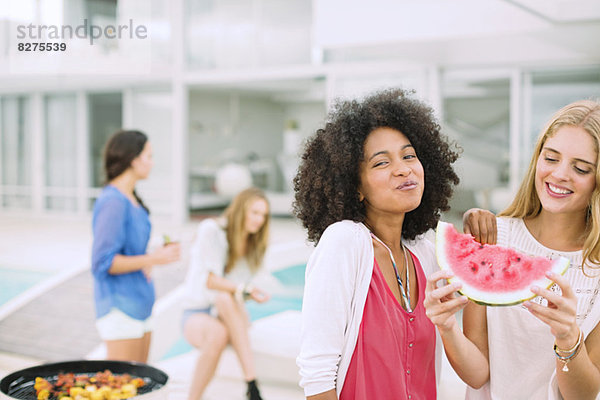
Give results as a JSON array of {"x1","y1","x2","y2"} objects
[
  {"x1": 554, "y1": 329, "x2": 584, "y2": 372},
  {"x1": 554, "y1": 328, "x2": 583, "y2": 354}
]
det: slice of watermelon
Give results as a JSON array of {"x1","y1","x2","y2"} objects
[{"x1": 435, "y1": 221, "x2": 570, "y2": 306}]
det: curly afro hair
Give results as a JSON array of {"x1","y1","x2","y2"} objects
[{"x1": 293, "y1": 88, "x2": 461, "y2": 243}]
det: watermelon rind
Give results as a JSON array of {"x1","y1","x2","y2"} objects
[{"x1": 436, "y1": 221, "x2": 570, "y2": 307}]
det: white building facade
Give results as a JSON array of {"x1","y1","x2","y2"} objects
[{"x1": 1, "y1": 0, "x2": 599, "y2": 222}]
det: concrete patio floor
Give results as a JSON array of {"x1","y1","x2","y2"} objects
[{"x1": 0, "y1": 213, "x2": 466, "y2": 399}]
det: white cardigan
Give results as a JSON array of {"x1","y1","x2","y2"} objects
[{"x1": 296, "y1": 220, "x2": 442, "y2": 397}]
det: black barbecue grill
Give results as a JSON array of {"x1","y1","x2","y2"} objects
[{"x1": 0, "y1": 360, "x2": 168, "y2": 399}]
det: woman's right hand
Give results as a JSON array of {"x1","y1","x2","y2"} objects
[
  {"x1": 424, "y1": 270, "x2": 468, "y2": 334},
  {"x1": 463, "y1": 208, "x2": 497, "y2": 245},
  {"x1": 248, "y1": 287, "x2": 270, "y2": 303},
  {"x1": 151, "y1": 242, "x2": 181, "y2": 265}
]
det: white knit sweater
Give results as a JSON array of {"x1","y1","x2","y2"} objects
[
  {"x1": 466, "y1": 217, "x2": 600, "y2": 400},
  {"x1": 296, "y1": 220, "x2": 442, "y2": 397}
]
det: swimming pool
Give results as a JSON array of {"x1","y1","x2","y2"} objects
[{"x1": 0, "y1": 267, "x2": 53, "y2": 308}]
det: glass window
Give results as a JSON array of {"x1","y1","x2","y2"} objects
[
  {"x1": 2, "y1": 195, "x2": 32, "y2": 209},
  {"x1": 86, "y1": 0, "x2": 117, "y2": 31},
  {"x1": 45, "y1": 196, "x2": 78, "y2": 211},
  {"x1": 0, "y1": 96, "x2": 32, "y2": 209},
  {"x1": 63, "y1": 0, "x2": 158, "y2": 69},
  {"x1": 1, "y1": 96, "x2": 31, "y2": 186},
  {"x1": 442, "y1": 70, "x2": 511, "y2": 215},
  {"x1": 256, "y1": 0, "x2": 312, "y2": 67},
  {"x1": 89, "y1": 92, "x2": 122, "y2": 188},
  {"x1": 188, "y1": 79, "x2": 327, "y2": 213},
  {"x1": 186, "y1": 0, "x2": 312, "y2": 70},
  {"x1": 0, "y1": 19, "x2": 8, "y2": 64},
  {"x1": 525, "y1": 68, "x2": 600, "y2": 173},
  {"x1": 45, "y1": 93, "x2": 78, "y2": 211},
  {"x1": 45, "y1": 94, "x2": 77, "y2": 188}
]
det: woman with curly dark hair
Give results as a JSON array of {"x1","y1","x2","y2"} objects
[{"x1": 294, "y1": 88, "x2": 460, "y2": 399}]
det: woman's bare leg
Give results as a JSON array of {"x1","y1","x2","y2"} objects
[
  {"x1": 140, "y1": 331, "x2": 152, "y2": 363},
  {"x1": 184, "y1": 313, "x2": 229, "y2": 400},
  {"x1": 105, "y1": 337, "x2": 146, "y2": 363},
  {"x1": 215, "y1": 292, "x2": 256, "y2": 381}
]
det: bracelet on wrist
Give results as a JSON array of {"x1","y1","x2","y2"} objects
[
  {"x1": 554, "y1": 328, "x2": 584, "y2": 372},
  {"x1": 243, "y1": 283, "x2": 255, "y2": 300},
  {"x1": 234, "y1": 283, "x2": 245, "y2": 303},
  {"x1": 555, "y1": 328, "x2": 582, "y2": 354}
]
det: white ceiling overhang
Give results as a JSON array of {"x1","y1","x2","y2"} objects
[
  {"x1": 315, "y1": 0, "x2": 600, "y2": 47},
  {"x1": 505, "y1": 0, "x2": 600, "y2": 23}
]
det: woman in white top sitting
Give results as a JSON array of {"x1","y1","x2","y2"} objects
[
  {"x1": 182, "y1": 187, "x2": 270, "y2": 400},
  {"x1": 425, "y1": 99, "x2": 600, "y2": 399}
]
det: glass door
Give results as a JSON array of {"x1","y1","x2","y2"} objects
[
  {"x1": 441, "y1": 69, "x2": 512, "y2": 216},
  {"x1": 0, "y1": 96, "x2": 32, "y2": 210},
  {"x1": 44, "y1": 94, "x2": 78, "y2": 211}
]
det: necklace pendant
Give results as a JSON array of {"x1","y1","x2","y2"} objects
[{"x1": 562, "y1": 363, "x2": 569, "y2": 372}]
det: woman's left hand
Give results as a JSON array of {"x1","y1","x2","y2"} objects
[
  {"x1": 142, "y1": 265, "x2": 153, "y2": 281},
  {"x1": 249, "y1": 287, "x2": 270, "y2": 303},
  {"x1": 424, "y1": 270, "x2": 469, "y2": 334},
  {"x1": 463, "y1": 208, "x2": 497, "y2": 245},
  {"x1": 523, "y1": 271, "x2": 579, "y2": 347}
]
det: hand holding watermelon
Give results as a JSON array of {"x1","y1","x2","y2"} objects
[
  {"x1": 424, "y1": 269, "x2": 469, "y2": 334},
  {"x1": 463, "y1": 208, "x2": 497, "y2": 245},
  {"x1": 523, "y1": 271, "x2": 580, "y2": 349},
  {"x1": 436, "y1": 221, "x2": 569, "y2": 306}
]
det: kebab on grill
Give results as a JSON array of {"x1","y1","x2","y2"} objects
[{"x1": 34, "y1": 370, "x2": 145, "y2": 400}]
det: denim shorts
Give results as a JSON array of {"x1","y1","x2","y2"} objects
[{"x1": 181, "y1": 307, "x2": 213, "y2": 332}]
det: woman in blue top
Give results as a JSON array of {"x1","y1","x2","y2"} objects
[{"x1": 92, "y1": 130, "x2": 181, "y2": 363}]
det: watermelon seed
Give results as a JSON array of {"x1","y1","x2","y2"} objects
[
  {"x1": 469, "y1": 261, "x2": 479, "y2": 273},
  {"x1": 479, "y1": 245, "x2": 484, "y2": 249},
  {"x1": 517, "y1": 257, "x2": 521, "y2": 262},
  {"x1": 480, "y1": 261, "x2": 486, "y2": 265}
]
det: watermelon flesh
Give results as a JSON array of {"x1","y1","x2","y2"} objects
[{"x1": 436, "y1": 221, "x2": 570, "y2": 306}]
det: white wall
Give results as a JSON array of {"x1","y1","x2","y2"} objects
[
  {"x1": 282, "y1": 101, "x2": 326, "y2": 149},
  {"x1": 128, "y1": 89, "x2": 174, "y2": 216}
]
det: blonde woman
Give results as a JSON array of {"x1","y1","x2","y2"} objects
[
  {"x1": 182, "y1": 187, "x2": 271, "y2": 400},
  {"x1": 425, "y1": 100, "x2": 600, "y2": 399}
]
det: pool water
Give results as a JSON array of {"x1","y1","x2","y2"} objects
[
  {"x1": 270, "y1": 263, "x2": 305, "y2": 287},
  {"x1": 161, "y1": 263, "x2": 306, "y2": 360},
  {"x1": 0, "y1": 267, "x2": 53, "y2": 307}
]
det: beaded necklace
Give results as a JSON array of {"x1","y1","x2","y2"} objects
[{"x1": 370, "y1": 231, "x2": 412, "y2": 312}]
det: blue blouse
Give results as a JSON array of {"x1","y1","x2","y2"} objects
[{"x1": 91, "y1": 185, "x2": 154, "y2": 320}]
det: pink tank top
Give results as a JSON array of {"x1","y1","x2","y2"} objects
[{"x1": 340, "y1": 252, "x2": 437, "y2": 400}]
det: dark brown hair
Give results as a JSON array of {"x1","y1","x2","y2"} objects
[
  {"x1": 103, "y1": 129, "x2": 150, "y2": 213},
  {"x1": 293, "y1": 88, "x2": 460, "y2": 243}
]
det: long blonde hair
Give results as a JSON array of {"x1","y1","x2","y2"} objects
[
  {"x1": 223, "y1": 187, "x2": 270, "y2": 274},
  {"x1": 499, "y1": 99, "x2": 600, "y2": 274}
]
